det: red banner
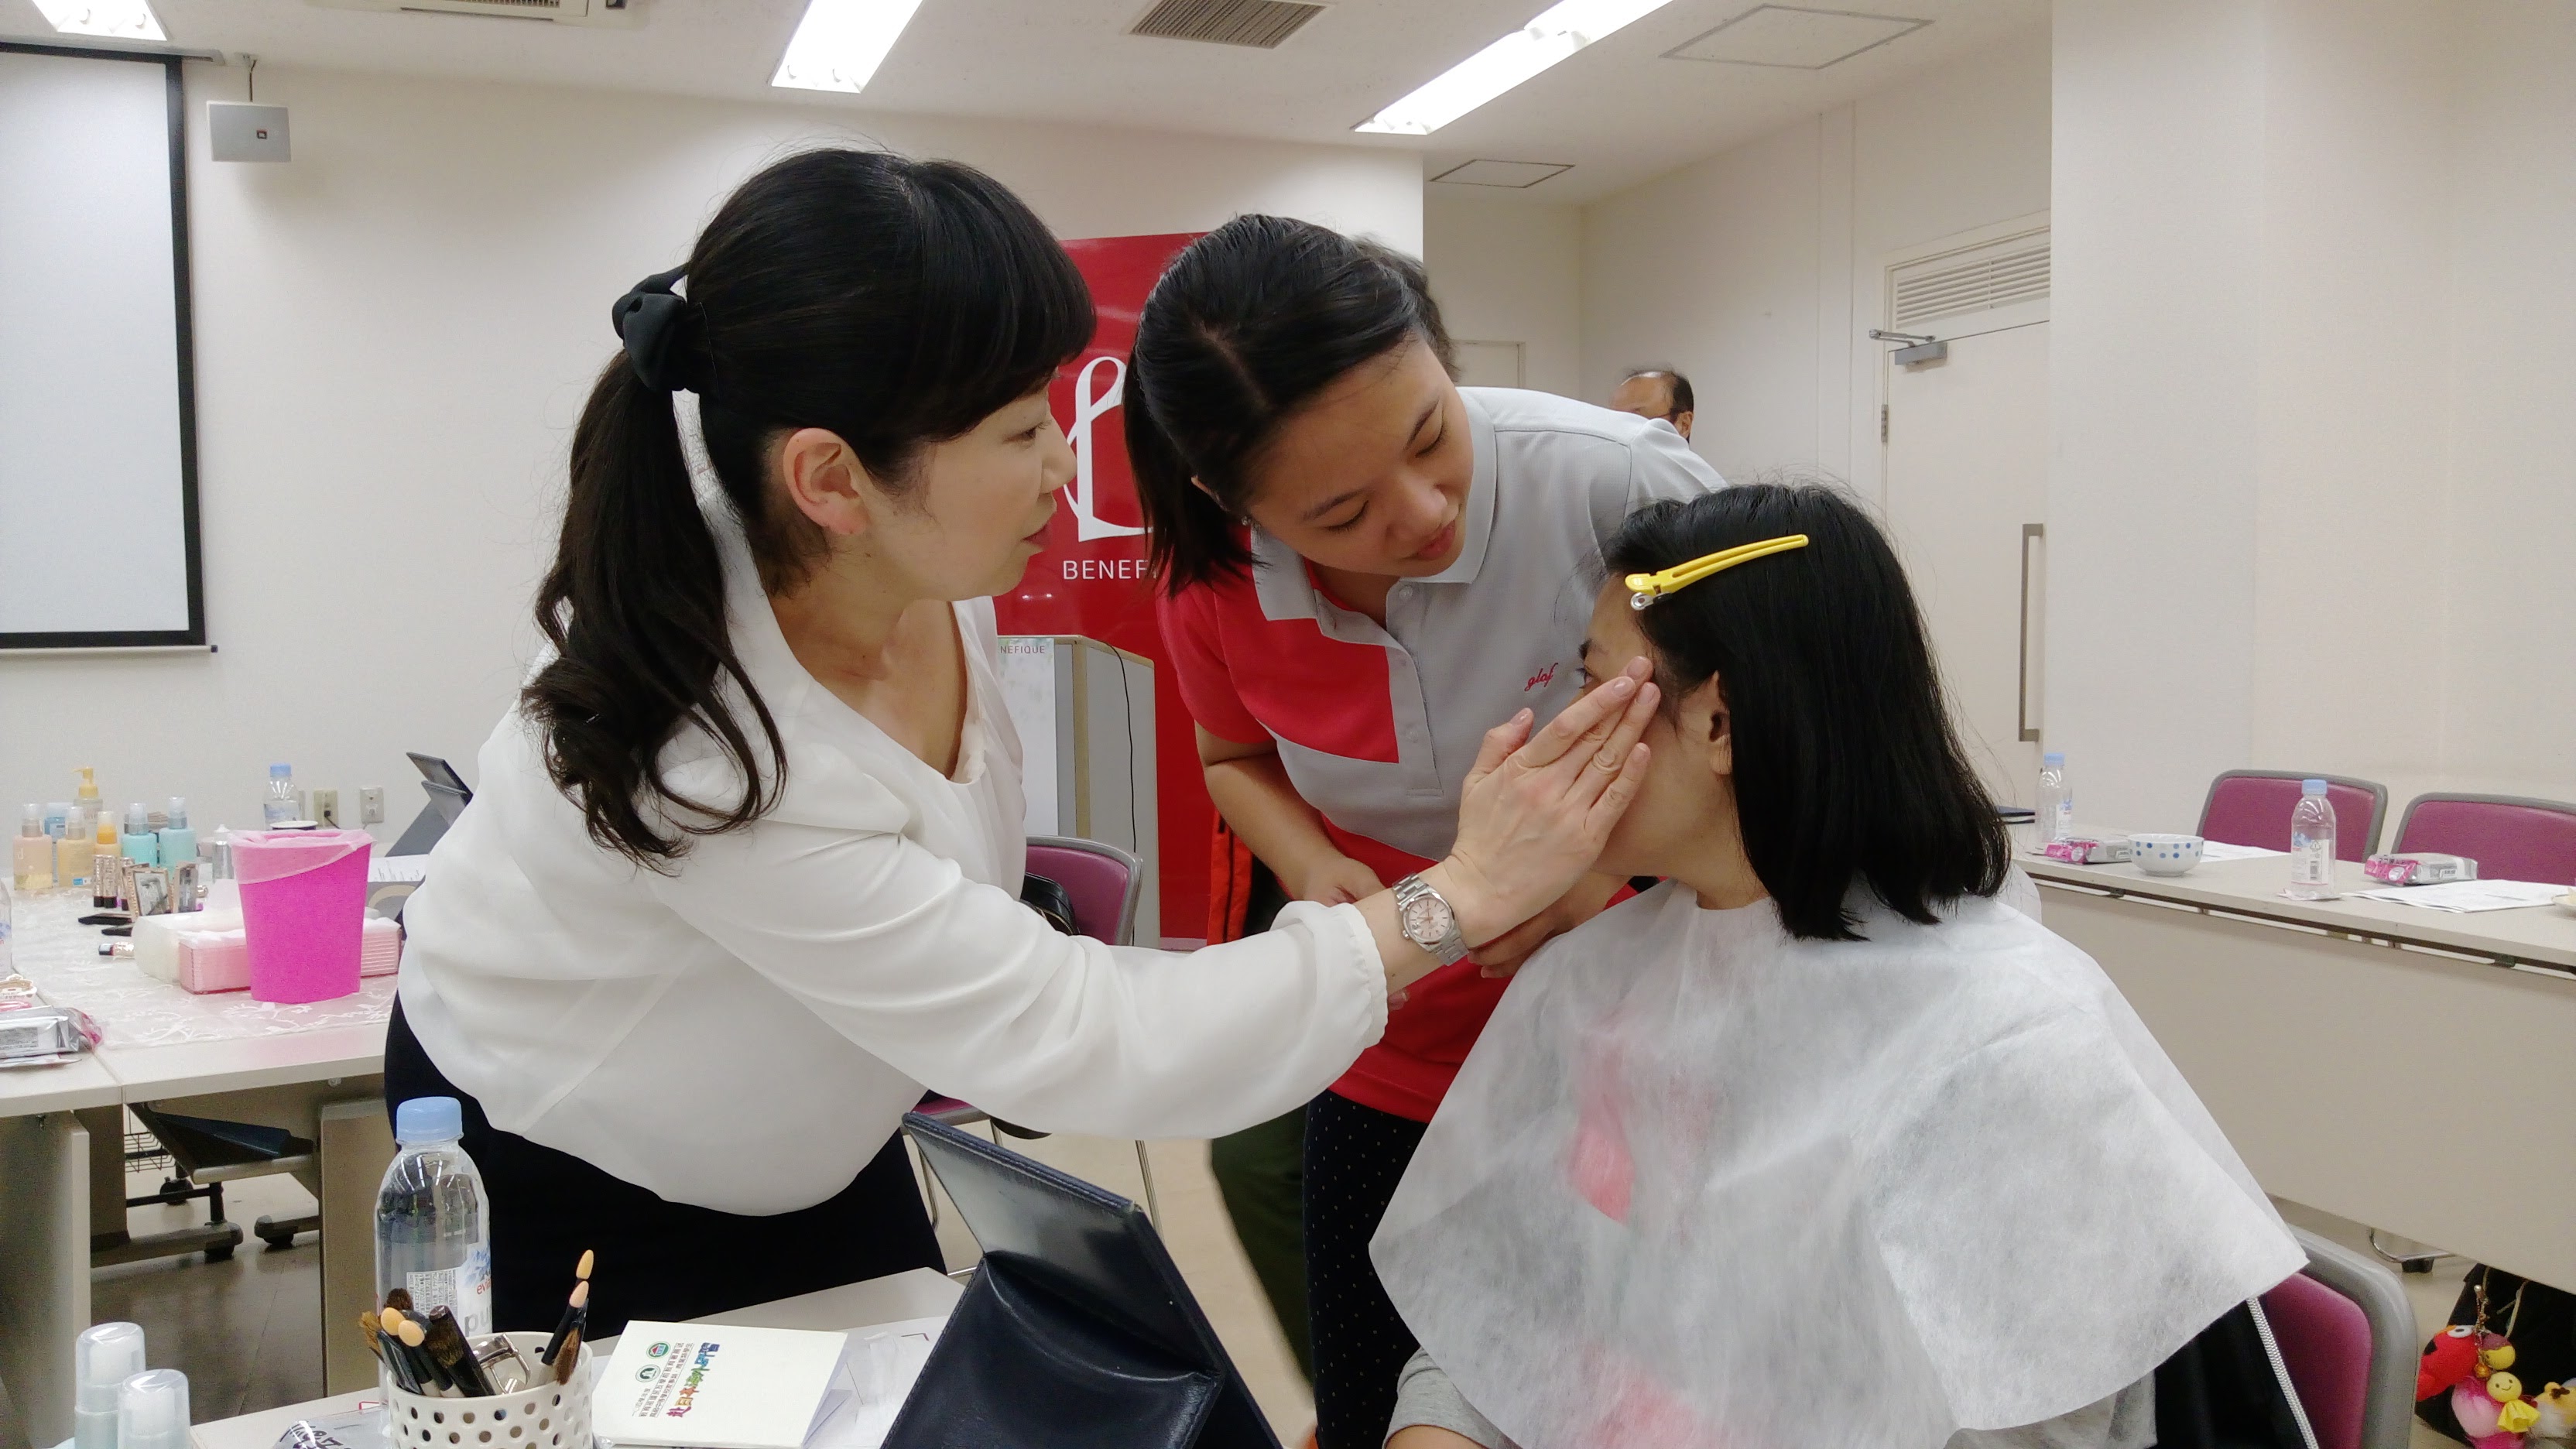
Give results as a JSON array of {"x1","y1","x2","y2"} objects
[{"x1": 995, "y1": 234, "x2": 1204, "y2": 941}]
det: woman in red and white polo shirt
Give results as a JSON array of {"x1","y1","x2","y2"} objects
[{"x1": 1125, "y1": 216, "x2": 1722, "y2": 1449}]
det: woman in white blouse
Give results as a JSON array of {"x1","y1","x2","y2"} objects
[{"x1": 391, "y1": 149, "x2": 1658, "y2": 1335}]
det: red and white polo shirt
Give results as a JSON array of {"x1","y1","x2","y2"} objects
[{"x1": 1159, "y1": 387, "x2": 1722, "y2": 1122}]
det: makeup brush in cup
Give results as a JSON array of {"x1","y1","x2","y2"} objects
[{"x1": 540, "y1": 1252, "x2": 594, "y2": 1366}]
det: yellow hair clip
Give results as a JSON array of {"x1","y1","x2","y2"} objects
[{"x1": 1625, "y1": 533, "x2": 1809, "y2": 610}]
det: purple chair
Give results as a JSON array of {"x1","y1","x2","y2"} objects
[
  {"x1": 2264, "y1": 1225, "x2": 2417, "y2": 1449},
  {"x1": 2199, "y1": 771, "x2": 2389, "y2": 862},
  {"x1": 2392, "y1": 793, "x2": 2576, "y2": 886},
  {"x1": 918, "y1": 837, "x2": 1157, "y2": 1221}
]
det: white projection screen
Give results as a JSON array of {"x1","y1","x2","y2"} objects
[{"x1": 0, "y1": 46, "x2": 202, "y2": 648}]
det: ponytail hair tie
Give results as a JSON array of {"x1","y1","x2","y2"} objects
[{"x1": 611, "y1": 266, "x2": 708, "y2": 396}]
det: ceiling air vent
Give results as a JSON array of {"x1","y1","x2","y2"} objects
[
  {"x1": 1889, "y1": 233, "x2": 2049, "y2": 331},
  {"x1": 1129, "y1": 0, "x2": 1325, "y2": 49}
]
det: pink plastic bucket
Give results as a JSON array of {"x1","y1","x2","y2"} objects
[{"x1": 235, "y1": 830, "x2": 374, "y2": 1003}]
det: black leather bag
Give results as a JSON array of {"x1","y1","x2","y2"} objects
[{"x1": 884, "y1": 1115, "x2": 1279, "y2": 1449}]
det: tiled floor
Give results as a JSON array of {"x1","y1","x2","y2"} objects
[{"x1": 0, "y1": 1142, "x2": 2483, "y2": 1449}]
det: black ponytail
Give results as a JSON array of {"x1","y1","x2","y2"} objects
[
  {"x1": 524, "y1": 149, "x2": 1092, "y2": 867},
  {"x1": 1125, "y1": 215, "x2": 1453, "y2": 594}
]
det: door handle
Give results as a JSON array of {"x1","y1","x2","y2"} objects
[{"x1": 2017, "y1": 523, "x2": 2044, "y2": 742}]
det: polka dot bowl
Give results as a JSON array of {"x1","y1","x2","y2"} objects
[
  {"x1": 386, "y1": 1331, "x2": 591, "y2": 1449},
  {"x1": 2129, "y1": 833, "x2": 2204, "y2": 877}
]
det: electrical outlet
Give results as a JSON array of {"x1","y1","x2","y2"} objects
[
  {"x1": 360, "y1": 786, "x2": 385, "y2": 825},
  {"x1": 312, "y1": 789, "x2": 340, "y2": 827}
]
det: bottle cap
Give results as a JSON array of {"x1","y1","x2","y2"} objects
[
  {"x1": 19, "y1": 804, "x2": 39, "y2": 838},
  {"x1": 2303, "y1": 778, "x2": 2328, "y2": 794},
  {"x1": 269, "y1": 763, "x2": 292, "y2": 779},
  {"x1": 76, "y1": 1321, "x2": 146, "y2": 1414},
  {"x1": 115, "y1": 1368, "x2": 190, "y2": 1449},
  {"x1": 395, "y1": 1095, "x2": 464, "y2": 1144},
  {"x1": 2043, "y1": 752, "x2": 2064, "y2": 766},
  {"x1": 166, "y1": 797, "x2": 188, "y2": 829},
  {"x1": 125, "y1": 803, "x2": 150, "y2": 833},
  {"x1": 94, "y1": 812, "x2": 116, "y2": 845}
]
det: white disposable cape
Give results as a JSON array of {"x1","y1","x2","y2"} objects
[{"x1": 1372, "y1": 886, "x2": 2303, "y2": 1449}]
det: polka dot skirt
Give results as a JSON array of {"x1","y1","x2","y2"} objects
[{"x1": 1303, "y1": 1091, "x2": 1434, "y2": 1449}]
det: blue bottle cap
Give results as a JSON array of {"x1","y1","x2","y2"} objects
[
  {"x1": 394, "y1": 1096, "x2": 464, "y2": 1144},
  {"x1": 2303, "y1": 778, "x2": 2328, "y2": 794},
  {"x1": 269, "y1": 763, "x2": 292, "y2": 777},
  {"x1": 2043, "y1": 752, "x2": 2064, "y2": 766}
]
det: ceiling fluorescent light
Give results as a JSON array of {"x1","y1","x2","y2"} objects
[
  {"x1": 31, "y1": 0, "x2": 167, "y2": 41},
  {"x1": 1355, "y1": 0, "x2": 1673, "y2": 135},
  {"x1": 772, "y1": 0, "x2": 926, "y2": 94}
]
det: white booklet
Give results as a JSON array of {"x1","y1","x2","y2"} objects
[{"x1": 594, "y1": 1323, "x2": 852, "y2": 1449}]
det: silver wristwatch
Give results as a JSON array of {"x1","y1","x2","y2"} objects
[{"x1": 1393, "y1": 873, "x2": 1469, "y2": 965}]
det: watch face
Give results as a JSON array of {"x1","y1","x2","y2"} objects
[{"x1": 1401, "y1": 892, "x2": 1449, "y2": 943}]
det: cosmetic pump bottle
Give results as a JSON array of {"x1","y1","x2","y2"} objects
[
  {"x1": 122, "y1": 803, "x2": 159, "y2": 866},
  {"x1": 13, "y1": 806, "x2": 52, "y2": 892},
  {"x1": 74, "y1": 766, "x2": 103, "y2": 823},
  {"x1": 159, "y1": 799, "x2": 196, "y2": 877},
  {"x1": 55, "y1": 809, "x2": 94, "y2": 889}
]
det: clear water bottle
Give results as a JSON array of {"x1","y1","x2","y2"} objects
[
  {"x1": 263, "y1": 763, "x2": 296, "y2": 825},
  {"x1": 0, "y1": 875, "x2": 13, "y2": 976},
  {"x1": 2036, "y1": 752, "x2": 2074, "y2": 844},
  {"x1": 376, "y1": 1097, "x2": 493, "y2": 1336},
  {"x1": 2285, "y1": 779, "x2": 2338, "y2": 901}
]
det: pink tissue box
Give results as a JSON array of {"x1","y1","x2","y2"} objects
[{"x1": 179, "y1": 916, "x2": 401, "y2": 995}]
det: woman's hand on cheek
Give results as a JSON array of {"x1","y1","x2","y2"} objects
[
  {"x1": 1432, "y1": 659, "x2": 1656, "y2": 948},
  {"x1": 1469, "y1": 869, "x2": 1624, "y2": 980}
]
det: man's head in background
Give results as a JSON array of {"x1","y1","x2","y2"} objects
[{"x1": 1611, "y1": 368, "x2": 1694, "y2": 440}]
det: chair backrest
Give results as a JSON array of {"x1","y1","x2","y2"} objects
[
  {"x1": 2393, "y1": 793, "x2": 2576, "y2": 886},
  {"x1": 2199, "y1": 771, "x2": 2389, "y2": 861},
  {"x1": 2276, "y1": 1225, "x2": 2418, "y2": 1449},
  {"x1": 1026, "y1": 836, "x2": 1144, "y2": 947}
]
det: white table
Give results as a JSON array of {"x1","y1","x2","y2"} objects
[
  {"x1": 189, "y1": 1268, "x2": 965, "y2": 1449},
  {"x1": 1, "y1": 891, "x2": 396, "y2": 1442},
  {"x1": 2024, "y1": 851, "x2": 2576, "y2": 1287}
]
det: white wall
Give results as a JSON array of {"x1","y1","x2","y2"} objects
[
  {"x1": 2050, "y1": 0, "x2": 2576, "y2": 831},
  {"x1": 1578, "y1": 26, "x2": 2054, "y2": 492},
  {"x1": 1421, "y1": 194, "x2": 1583, "y2": 398},
  {"x1": 0, "y1": 66, "x2": 1420, "y2": 835}
]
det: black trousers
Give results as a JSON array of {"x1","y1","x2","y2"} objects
[
  {"x1": 384, "y1": 999, "x2": 943, "y2": 1338},
  {"x1": 1304, "y1": 1088, "x2": 1431, "y2": 1449}
]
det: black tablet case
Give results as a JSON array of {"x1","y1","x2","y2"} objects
[{"x1": 886, "y1": 1113, "x2": 1280, "y2": 1449}]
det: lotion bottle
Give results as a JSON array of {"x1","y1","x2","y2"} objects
[
  {"x1": 55, "y1": 810, "x2": 94, "y2": 889},
  {"x1": 13, "y1": 806, "x2": 53, "y2": 892},
  {"x1": 158, "y1": 799, "x2": 196, "y2": 877},
  {"x1": 122, "y1": 803, "x2": 159, "y2": 866}
]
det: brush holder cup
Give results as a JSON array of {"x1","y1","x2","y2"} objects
[{"x1": 384, "y1": 1331, "x2": 591, "y2": 1449}]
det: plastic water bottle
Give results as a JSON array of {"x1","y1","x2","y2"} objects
[
  {"x1": 2285, "y1": 779, "x2": 2338, "y2": 900},
  {"x1": 2036, "y1": 752, "x2": 2074, "y2": 844},
  {"x1": 0, "y1": 876, "x2": 13, "y2": 976},
  {"x1": 263, "y1": 763, "x2": 296, "y2": 826},
  {"x1": 376, "y1": 1097, "x2": 493, "y2": 1336}
]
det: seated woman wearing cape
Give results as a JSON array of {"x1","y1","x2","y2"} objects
[{"x1": 1374, "y1": 483, "x2": 2306, "y2": 1449}]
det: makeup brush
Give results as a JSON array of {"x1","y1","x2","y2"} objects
[
  {"x1": 540, "y1": 1257, "x2": 593, "y2": 1366},
  {"x1": 398, "y1": 1315, "x2": 452, "y2": 1395},
  {"x1": 424, "y1": 1307, "x2": 497, "y2": 1396},
  {"x1": 551, "y1": 1310, "x2": 585, "y2": 1386},
  {"x1": 384, "y1": 1308, "x2": 449, "y2": 1395}
]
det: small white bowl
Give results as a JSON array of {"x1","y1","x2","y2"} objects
[{"x1": 2130, "y1": 833, "x2": 2204, "y2": 876}]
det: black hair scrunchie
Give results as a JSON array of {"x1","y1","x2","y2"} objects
[{"x1": 610, "y1": 266, "x2": 707, "y2": 395}]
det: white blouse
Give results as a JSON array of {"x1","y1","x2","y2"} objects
[{"x1": 399, "y1": 500, "x2": 1389, "y2": 1214}]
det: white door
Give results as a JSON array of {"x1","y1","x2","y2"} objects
[{"x1": 1882, "y1": 320, "x2": 2050, "y2": 808}]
